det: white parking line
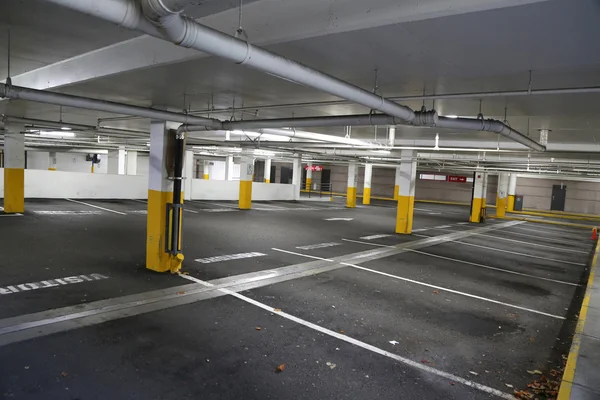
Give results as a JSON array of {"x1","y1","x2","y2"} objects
[
  {"x1": 481, "y1": 233, "x2": 589, "y2": 254},
  {"x1": 359, "y1": 234, "x2": 391, "y2": 240},
  {"x1": 177, "y1": 273, "x2": 515, "y2": 400},
  {"x1": 195, "y1": 252, "x2": 266, "y2": 264},
  {"x1": 0, "y1": 213, "x2": 23, "y2": 217},
  {"x1": 271, "y1": 248, "x2": 565, "y2": 319},
  {"x1": 296, "y1": 242, "x2": 341, "y2": 250},
  {"x1": 130, "y1": 199, "x2": 147, "y2": 204},
  {"x1": 490, "y1": 228, "x2": 593, "y2": 248},
  {"x1": 510, "y1": 224, "x2": 588, "y2": 236},
  {"x1": 407, "y1": 249, "x2": 581, "y2": 287},
  {"x1": 64, "y1": 198, "x2": 126, "y2": 215},
  {"x1": 342, "y1": 238, "x2": 394, "y2": 247}
]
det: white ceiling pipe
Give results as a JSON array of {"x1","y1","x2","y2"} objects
[
  {"x1": 435, "y1": 116, "x2": 546, "y2": 151},
  {"x1": 43, "y1": 0, "x2": 416, "y2": 123},
  {"x1": 0, "y1": 83, "x2": 222, "y2": 129}
]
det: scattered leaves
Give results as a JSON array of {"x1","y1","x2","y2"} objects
[
  {"x1": 326, "y1": 362, "x2": 336, "y2": 370},
  {"x1": 24, "y1": 366, "x2": 29, "y2": 370},
  {"x1": 178, "y1": 291, "x2": 185, "y2": 295},
  {"x1": 527, "y1": 370, "x2": 543, "y2": 375},
  {"x1": 449, "y1": 381, "x2": 455, "y2": 386},
  {"x1": 433, "y1": 290, "x2": 439, "y2": 294},
  {"x1": 273, "y1": 308, "x2": 281, "y2": 312},
  {"x1": 181, "y1": 271, "x2": 190, "y2": 275},
  {"x1": 255, "y1": 327, "x2": 262, "y2": 331},
  {"x1": 339, "y1": 330, "x2": 345, "y2": 334},
  {"x1": 505, "y1": 383, "x2": 513, "y2": 388},
  {"x1": 275, "y1": 364, "x2": 285, "y2": 373},
  {"x1": 60, "y1": 372, "x2": 68, "y2": 377},
  {"x1": 469, "y1": 371, "x2": 479, "y2": 376}
]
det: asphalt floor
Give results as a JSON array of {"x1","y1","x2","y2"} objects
[{"x1": 0, "y1": 198, "x2": 594, "y2": 399}]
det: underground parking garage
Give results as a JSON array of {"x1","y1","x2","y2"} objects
[{"x1": 1, "y1": 0, "x2": 600, "y2": 399}]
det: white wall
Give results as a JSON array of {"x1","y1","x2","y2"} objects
[
  {"x1": 252, "y1": 183, "x2": 296, "y2": 201},
  {"x1": 136, "y1": 155, "x2": 150, "y2": 176},
  {"x1": 27, "y1": 151, "x2": 50, "y2": 170},
  {"x1": 190, "y1": 179, "x2": 296, "y2": 201}
]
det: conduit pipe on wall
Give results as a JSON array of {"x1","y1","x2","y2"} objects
[
  {"x1": 44, "y1": 0, "x2": 416, "y2": 123},
  {"x1": 0, "y1": 83, "x2": 221, "y2": 129}
]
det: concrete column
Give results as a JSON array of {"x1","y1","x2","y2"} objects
[
  {"x1": 363, "y1": 164, "x2": 373, "y2": 205},
  {"x1": 203, "y1": 160, "x2": 210, "y2": 180},
  {"x1": 3, "y1": 123, "x2": 25, "y2": 213},
  {"x1": 48, "y1": 152, "x2": 57, "y2": 171},
  {"x1": 394, "y1": 165, "x2": 401, "y2": 200},
  {"x1": 396, "y1": 150, "x2": 417, "y2": 234},
  {"x1": 346, "y1": 162, "x2": 358, "y2": 208},
  {"x1": 292, "y1": 155, "x2": 301, "y2": 201},
  {"x1": 239, "y1": 156, "x2": 254, "y2": 209},
  {"x1": 126, "y1": 150, "x2": 138, "y2": 175},
  {"x1": 264, "y1": 158, "x2": 272, "y2": 183},
  {"x1": 507, "y1": 173, "x2": 518, "y2": 211},
  {"x1": 470, "y1": 169, "x2": 486, "y2": 223},
  {"x1": 146, "y1": 121, "x2": 184, "y2": 273},
  {"x1": 108, "y1": 148, "x2": 126, "y2": 175},
  {"x1": 306, "y1": 161, "x2": 313, "y2": 190},
  {"x1": 184, "y1": 150, "x2": 194, "y2": 201},
  {"x1": 496, "y1": 173, "x2": 509, "y2": 218},
  {"x1": 225, "y1": 155, "x2": 234, "y2": 181}
]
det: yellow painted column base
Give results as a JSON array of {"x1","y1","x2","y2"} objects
[
  {"x1": 48, "y1": 167, "x2": 56, "y2": 171},
  {"x1": 4, "y1": 168, "x2": 25, "y2": 213},
  {"x1": 394, "y1": 185, "x2": 399, "y2": 200},
  {"x1": 496, "y1": 196, "x2": 507, "y2": 218},
  {"x1": 396, "y1": 195, "x2": 415, "y2": 234},
  {"x1": 470, "y1": 197, "x2": 483, "y2": 223},
  {"x1": 507, "y1": 195, "x2": 515, "y2": 212},
  {"x1": 362, "y1": 188, "x2": 371, "y2": 205},
  {"x1": 239, "y1": 180, "x2": 252, "y2": 209},
  {"x1": 265, "y1": 179, "x2": 270, "y2": 183},
  {"x1": 147, "y1": 189, "x2": 186, "y2": 273},
  {"x1": 346, "y1": 187, "x2": 357, "y2": 208},
  {"x1": 203, "y1": 174, "x2": 209, "y2": 180},
  {"x1": 305, "y1": 178, "x2": 312, "y2": 191}
]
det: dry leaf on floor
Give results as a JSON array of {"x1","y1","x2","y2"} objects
[
  {"x1": 178, "y1": 292, "x2": 185, "y2": 295},
  {"x1": 339, "y1": 330, "x2": 345, "y2": 334},
  {"x1": 273, "y1": 308, "x2": 281, "y2": 312},
  {"x1": 526, "y1": 369, "x2": 543, "y2": 375},
  {"x1": 255, "y1": 327, "x2": 262, "y2": 331},
  {"x1": 505, "y1": 383, "x2": 513, "y2": 388},
  {"x1": 60, "y1": 372, "x2": 68, "y2": 377},
  {"x1": 275, "y1": 364, "x2": 285, "y2": 373},
  {"x1": 469, "y1": 371, "x2": 479, "y2": 376},
  {"x1": 433, "y1": 290, "x2": 439, "y2": 294}
]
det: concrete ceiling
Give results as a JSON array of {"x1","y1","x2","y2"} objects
[{"x1": 1, "y1": 0, "x2": 600, "y2": 173}]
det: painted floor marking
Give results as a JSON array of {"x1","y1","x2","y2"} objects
[
  {"x1": 203, "y1": 201, "x2": 239, "y2": 209},
  {"x1": 296, "y1": 242, "x2": 341, "y2": 250},
  {"x1": 0, "y1": 274, "x2": 109, "y2": 295},
  {"x1": 130, "y1": 199, "x2": 147, "y2": 204},
  {"x1": 412, "y1": 228, "x2": 428, "y2": 232},
  {"x1": 359, "y1": 234, "x2": 391, "y2": 240},
  {"x1": 457, "y1": 222, "x2": 469, "y2": 225},
  {"x1": 195, "y1": 252, "x2": 267, "y2": 264},
  {"x1": 490, "y1": 227, "x2": 593, "y2": 246},
  {"x1": 415, "y1": 236, "x2": 586, "y2": 266},
  {"x1": 130, "y1": 210, "x2": 148, "y2": 214},
  {"x1": 481, "y1": 233, "x2": 589, "y2": 254},
  {"x1": 272, "y1": 248, "x2": 335, "y2": 262},
  {"x1": 200, "y1": 208, "x2": 237, "y2": 213},
  {"x1": 33, "y1": 210, "x2": 103, "y2": 215},
  {"x1": 64, "y1": 198, "x2": 126, "y2": 215},
  {"x1": 434, "y1": 225, "x2": 453, "y2": 229},
  {"x1": 407, "y1": 249, "x2": 581, "y2": 287},
  {"x1": 272, "y1": 248, "x2": 565, "y2": 320},
  {"x1": 510, "y1": 224, "x2": 588, "y2": 236},
  {"x1": 413, "y1": 207, "x2": 433, "y2": 212},
  {"x1": 0, "y1": 213, "x2": 23, "y2": 217},
  {"x1": 184, "y1": 208, "x2": 199, "y2": 214},
  {"x1": 324, "y1": 217, "x2": 354, "y2": 221},
  {"x1": 342, "y1": 238, "x2": 394, "y2": 247},
  {"x1": 176, "y1": 273, "x2": 514, "y2": 400}
]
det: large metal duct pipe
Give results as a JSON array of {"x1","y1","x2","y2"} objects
[
  {"x1": 435, "y1": 117, "x2": 546, "y2": 152},
  {"x1": 44, "y1": 0, "x2": 417, "y2": 123},
  {"x1": 0, "y1": 83, "x2": 222, "y2": 129}
]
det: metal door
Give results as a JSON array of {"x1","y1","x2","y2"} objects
[{"x1": 551, "y1": 185, "x2": 567, "y2": 211}]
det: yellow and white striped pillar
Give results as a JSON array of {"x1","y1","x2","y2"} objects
[
  {"x1": 305, "y1": 161, "x2": 313, "y2": 190},
  {"x1": 496, "y1": 173, "x2": 509, "y2": 218},
  {"x1": 239, "y1": 156, "x2": 254, "y2": 210},
  {"x1": 292, "y1": 155, "x2": 301, "y2": 200},
  {"x1": 3, "y1": 124, "x2": 25, "y2": 213},
  {"x1": 48, "y1": 152, "x2": 57, "y2": 171},
  {"x1": 396, "y1": 150, "x2": 417, "y2": 234},
  {"x1": 346, "y1": 162, "x2": 358, "y2": 208},
  {"x1": 507, "y1": 173, "x2": 517, "y2": 211},
  {"x1": 394, "y1": 165, "x2": 401, "y2": 200},
  {"x1": 203, "y1": 160, "x2": 210, "y2": 180},
  {"x1": 126, "y1": 151, "x2": 138, "y2": 175},
  {"x1": 183, "y1": 150, "x2": 194, "y2": 201},
  {"x1": 362, "y1": 163, "x2": 373, "y2": 205},
  {"x1": 264, "y1": 158, "x2": 272, "y2": 183},
  {"x1": 146, "y1": 120, "x2": 184, "y2": 273},
  {"x1": 469, "y1": 169, "x2": 486, "y2": 223}
]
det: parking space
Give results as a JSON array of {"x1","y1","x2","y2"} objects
[{"x1": 0, "y1": 201, "x2": 593, "y2": 399}]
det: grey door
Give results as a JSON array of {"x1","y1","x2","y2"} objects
[{"x1": 551, "y1": 185, "x2": 567, "y2": 211}]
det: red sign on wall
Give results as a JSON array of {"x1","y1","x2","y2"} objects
[
  {"x1": 305, "y1": 165, "x2": 324, "y2": 172},
  {"x1": 447, "y1": 175, "x2": 467, "y2": 183}
]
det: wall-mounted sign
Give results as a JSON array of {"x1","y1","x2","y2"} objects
[
  {"x1": 305, "y1": 165, "x2": 324, "y2": 172},
  {"x1": 447, "y1": 175, "x2": 467, "y2": 183}
]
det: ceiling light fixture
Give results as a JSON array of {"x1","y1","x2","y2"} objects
[{"x1": 39, "y1": 131, "x2": 76, "y2": 138}]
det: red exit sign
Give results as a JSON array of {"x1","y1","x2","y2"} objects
[
  {"x1": 447, "y1": 175, "x2": 467, "y2": 183},
  {"x1": 305, "y1": 165, "x2": 323, "y2": 172}
]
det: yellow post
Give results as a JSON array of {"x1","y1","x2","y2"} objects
[
  {"x1": 394, "y1": 165, "x2": 401, "y2": 200},
  {"x1": 264, "y1": 158, "x2": 272, "y2": 183},
  {"x1": 3, "y1": 127, "x2": 25, "y2": 213},
  {"x1": 470, "y1": 170, "x2": 486, "y2": 223},
  {"x1": 395, "y1": 150, "x2": 416, "y2": 234},
  {"x1": 146, "y1": 121, "x2": 185, "y2": 273},
  {"x1": 507, "y1": 173, "x2": 517, "y2": 211},
  {"x1": 362, "y1": 164, "x2": 372, "y2": 205},
  {"x1": 48, "y1": 152, "x2": 57, "y2": 171},
  {"x1": 346, "y1": 162, "x2": 358, "y2": 208},
  {"x1": 203, "y1": 160, "x2": 210, "y2": 180},
  {"x1": 306, "y1": 161, "x2": 313, "y2": 190},
  {"x1": 239, "y1": 156, "x2": 254, "y2": 210},
  {"x1": 496, "y1": 173, "x2": 509, "y2": 218}
]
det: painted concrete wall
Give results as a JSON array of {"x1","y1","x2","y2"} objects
[
  {"x1": 190, "y1": 179, "x2": 296, "y2": 200},
  {"x1": 26, "y1": 151, "x2": 149, "y2": 176},
  {"x1": 516, "y1": 177, "x2": 600, "y2": 213}
]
